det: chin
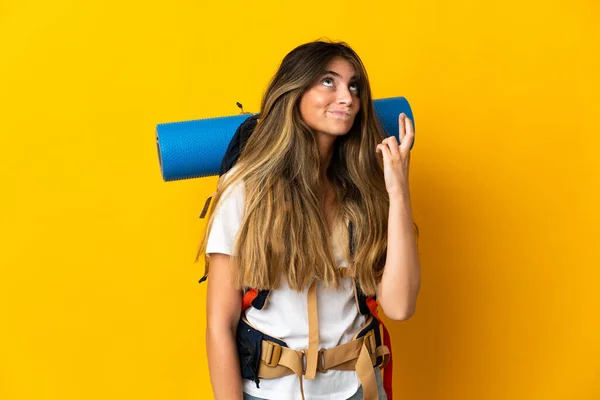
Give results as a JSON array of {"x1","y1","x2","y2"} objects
[
  {"x1": 331, "y1": 125, "x2": 354, "y2": 136},
  {"x1": 319, "y1": 129, "x2": 350, "y2": 137}
]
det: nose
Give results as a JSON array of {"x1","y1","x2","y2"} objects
[{"x1": 337, "y1": 85, "x2": 353, "y2": 106}]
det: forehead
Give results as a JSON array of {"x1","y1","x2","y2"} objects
[{"x1": 324, "y1": 57, "x2": 357, "y2": 80}]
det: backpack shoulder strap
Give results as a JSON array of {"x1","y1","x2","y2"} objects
[
  {"x1": 219, "y1": 114, "x2": 260, "y2": 175},
  {"x1": 199, "y1": 114, "x2": 260, "y2": 219}
]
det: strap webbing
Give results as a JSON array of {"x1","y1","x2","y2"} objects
[
  {"x1": 304, "y1": 279, "x2": 319, "y2": 379},
  {"x1": 356, "y1": 340, "x2": 379, "y2": 400},
  {"x1": 257, "y1": 333, "x2": 386, "y2": 400},
  {"x1": 366, "y1": 297, "x2": 393, "y2": 399},
  {"x1": 259, "y1": 345, "x2": 305, "y2": 400}
]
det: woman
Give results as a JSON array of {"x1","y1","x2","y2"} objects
[{"x1": 198, "y1": 39, "x2": 421, "y2": 400}]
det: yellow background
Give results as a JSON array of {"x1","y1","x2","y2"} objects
[{"x1": 1, "y1": 0, "x2": 599, "y2": 399}]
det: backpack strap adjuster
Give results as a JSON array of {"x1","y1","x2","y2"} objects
[
  {"x1": 262, "y1": 340, "x2": 282, "y2": 367},
  {"x1": 316, "y1": 348, "x2": 327, "y2": 372}
]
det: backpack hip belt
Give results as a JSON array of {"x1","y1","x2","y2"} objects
[{"x1": 238, "y1": 314, "x2": 389, "y2": 400}]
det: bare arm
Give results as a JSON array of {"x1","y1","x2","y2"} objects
[
  {"x1": 375, "y1": 114, "x2": 421, "y2": 321},
  {"x1": 206, "y1": 253, "x2": 244, "y2": 399},
  {"x1": 376, "y1": 193, "x2": 421, "y2": 321}
]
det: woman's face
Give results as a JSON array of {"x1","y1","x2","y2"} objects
[{"x1": 299, "y1": 57, "x2": 360, "y2": 138}]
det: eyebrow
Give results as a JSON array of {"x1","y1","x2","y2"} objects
[{"x1": 323, "y1": 70, "x2": 358, "y2": 81}]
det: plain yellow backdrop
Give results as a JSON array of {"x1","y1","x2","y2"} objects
[{"x1": 1, "y1": 0, "x2": 599, "y2": 399}]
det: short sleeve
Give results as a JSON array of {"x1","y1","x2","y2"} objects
[{"x1": 205, "y1": 170, "x2": 245, "y2": 256}]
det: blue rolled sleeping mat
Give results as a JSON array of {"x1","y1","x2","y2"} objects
[{"x1": 156, "y1": 96, "x2": 415, "y2": 182}]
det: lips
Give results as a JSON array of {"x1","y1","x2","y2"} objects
[{"x1": 328, "y1": 110, "x2": 351, "y2": 117}]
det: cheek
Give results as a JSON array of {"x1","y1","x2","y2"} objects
[
  {"x1": 303, "y1": 91, "x2": 330, "y2": 111},
  {"x1": 300, "y1": 93, "x2": 328, "y2": 123}
]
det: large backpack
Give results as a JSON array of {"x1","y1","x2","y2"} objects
[{"x1": 198, "y1": 114, "x2": 394, "y2": 400}]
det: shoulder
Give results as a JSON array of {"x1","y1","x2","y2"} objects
[{"x1": 220, "y1": 165, "x2": 244, "y2": 191}]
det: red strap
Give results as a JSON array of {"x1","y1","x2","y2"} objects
[
  {"x1": 381, "y1": 319, "x2": 393, "y2": 399},
  {"x1": 241, "y1": 288, "x2": 258, "y2": 311},
  {"x1": 366, "y1": 297, "x2": 393, "y2": 400}
]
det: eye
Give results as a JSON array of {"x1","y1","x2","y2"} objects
[
  {"x1": 322, "y1": 77, "x2": 334, "y2": 87},
  {"x1": 321, "y1": 77, "x2": 359, "y2": 94}
]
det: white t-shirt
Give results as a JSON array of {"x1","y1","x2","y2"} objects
[{"x1": 206, "y1": 168, "x2": 366, "y2": 400}]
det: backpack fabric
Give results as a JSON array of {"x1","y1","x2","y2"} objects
[{"x1": 219, "y1": 114, "x2": 261, "y2": 176}]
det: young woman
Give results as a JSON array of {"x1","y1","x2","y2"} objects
[{"x1": 198, "y1": 40, "x2": 421, "y2": 400}]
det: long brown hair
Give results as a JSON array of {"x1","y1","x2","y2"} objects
[{"x1": 196, "y1": 39, "x2": 418, "y2": 296}]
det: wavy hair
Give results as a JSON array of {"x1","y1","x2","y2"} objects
[{"x1": 196, "y1": 39, "x2": 418, "y2": 296}]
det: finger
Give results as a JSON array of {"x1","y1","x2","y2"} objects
[
  {"x1": 383, "y1": 136, "x2": 400, "y2": 159},
  {"x1": 400, "y1": 116, "x2": 415, "y2": 153},
  {"x1": 377, "y1": 143, "x2": 393, "y2": 163},
  {"x1": 398, "y1": 113, "x2": 406, "y2": 144},
  {"x1": 404, "y1": 116, "x2": 414, "y2": 137}
]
